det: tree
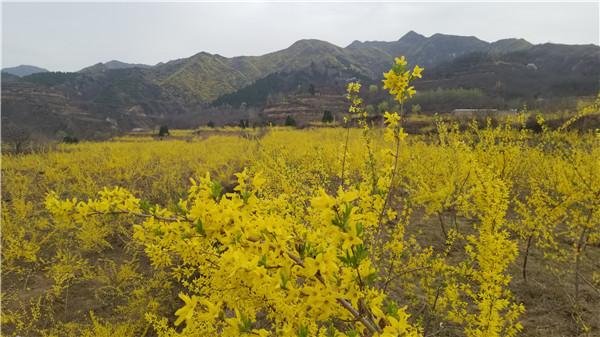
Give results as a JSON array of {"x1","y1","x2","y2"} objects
[
  {"x1": 239, "y1": 119, "x2": 250, "y2": 129},
  {"x1": 284, "y1": 115, "x2": 296, "y2": 127},
  {"x1": 322, "y1": 110, "x2": 334, "y2": 123},
  {"x1": 411, "y1": 104, "x2": 422, "y2": 114},
  {"x1": 3, "y1": 123, "x2": 31, "y2": 154},
  {"x1": 368, "y1": 84, "x2": 379, "y2": 94},
  {"x1": 158, "y1": 125, "x2": 170, "y2": 137},
  {"x1": 377, "y1": 101, "x2": 389, "y2": 113},
  {"x1": 308, "y1": 84, "x2": 316, "y2": 96},
  {"x1": 62, "y1": 136, "x2": 79, "y2": 144}
]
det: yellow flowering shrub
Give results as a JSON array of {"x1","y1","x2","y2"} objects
[
  {"x1": 44, "y1": 168, "x2": 421, "y2": 336},
  {"x1": 2, "y1": 56, "x2": 599, "y2": 337}
]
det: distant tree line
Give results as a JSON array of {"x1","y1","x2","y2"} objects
[{"x1": 21, "y1": 72, "x2": 79, "y2": 87}]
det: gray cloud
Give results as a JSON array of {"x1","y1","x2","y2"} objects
[{"x1": 2, "y1": 2, "x2": 598, "y2": 71}]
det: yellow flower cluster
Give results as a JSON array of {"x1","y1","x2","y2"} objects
[
  {"x1": 382, "y1": 57, "x2": 423, "y2": 104},
  {"x1": 45, "y1": 168, "x2": 418, "y2": 336},
  {"x1": 345, "y1": 82, "x2": 364, "y2": 118}
]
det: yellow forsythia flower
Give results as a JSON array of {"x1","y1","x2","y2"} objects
[{"x1": 174, "y1": 292, "x2": 198, "y2": 326}]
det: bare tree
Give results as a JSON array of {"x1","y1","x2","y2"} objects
[{"x1": 2, "y1": 123, "x2": 31, "y2": 154}]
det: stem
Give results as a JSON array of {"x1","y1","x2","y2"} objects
[
  {"x1": 286, "y1": 251, "x2": 381, "y2": 334},
  {"x1": 423, "y1": 286, "x2": 442, "y2": 337},
  {"x1": 64, "y1": 286, "x2": 69, "y2": 320},
  {"x1": 577, "y1": 270, "x2": 600, "y2": 295},
  {"x1": 437, "y1": 211, "x2": 448, "y2": 240},
  {"x1": 364, "y1": 130, "x2": 378, "y2": 193},
  {"x1": 377, "y1": 103, "x2": 404, "y2": 229},
  {"x1": 340, "y1": 125, "x2": 351, "y2": 189},
  {"x1": 140, "y1": 323, "x2": 151, "y2": 337},
  {"x1": 383, "y1": 266, "x2": 432, "y2": 290},
  {"x1": 356, "y1": 267, "x2": 365, "y2": 290},
  {"x1": 480, "y1": 255, "x2": 499, "y2": 336},
  {"x1": 522, "y1": 234, "x2": 534, "y2": 283},
  {"x1": 574, "y1": 227, "x2": 589, "y2": 306},
  {"x1": 338, "y1": 298, "x2": 381, "y2": 335},
  {"x1": 23, "y1": 270, "x2": 32, "y2": 291},
  {"x1": 373, "y1": 132, "x2": 401, "y2": 261},
  {"x1": 452, "y1": 209, "x2": 461, "y2": 234},
  {"x1": 377, "y1": 131, "x2": 401, "y2": 228},
  {"x1": 381, "y1": 257, "x2": 395, "y2": 293}
]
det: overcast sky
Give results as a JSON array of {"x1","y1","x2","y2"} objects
[{"x1": 2, "y1": 2, "x2": 599, "y2": 72}]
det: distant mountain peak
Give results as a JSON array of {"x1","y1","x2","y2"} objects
[
  {"x1": 194, "y1": 51, "x2": 213, "y2": 57},
  {"x1": 430, "y1": 33, "x2": 483, "y2": 41},
  {"x1": 2, "y1": 64, "x2": 49, "y2": 77},
  {"x1": 494, "y1": 37, "x2": 531, "y2": 44},
  {"x1": 489, "y1": 38, "x2": 533, "y2": 53},
  {"x1": 347, "y1": 40, "x2": 362, "y2": 48},
  {"x1": 290, "y1": 39, "x2": 337, "y2": 49},
  {"x1": 79, "y1": 60, "x2": 151, "y2": 73},
  {"x1": 105, "y1": 60, "x2": 132, "y2": 67},
  {"x1": 398, "y1": 30, "x2": 426, "y2": 42}
]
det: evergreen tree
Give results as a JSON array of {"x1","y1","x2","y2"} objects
[
  {"x1": 158, "y1": 125, "x2": 170, "y2": 137},
  {"x1": 322, "y1": 110, "x2": 334, "y2": 123},
  {"x1": 285, "y1": 115, "x2": 296, "y2": 127}
]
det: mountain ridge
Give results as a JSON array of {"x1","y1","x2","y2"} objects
[
  {"x1": 5, "y1": 31, "x2": 598, "y2": 75},
  {"x1": 2, "y1": 31, "x2": 598, "y2": 140}
]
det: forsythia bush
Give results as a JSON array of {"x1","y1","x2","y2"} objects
[{"x1": 2, "y1": 58, "x2": 599, "y2": 337}]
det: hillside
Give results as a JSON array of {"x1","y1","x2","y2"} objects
[
  {"x1": 149, "y1": 39, "x2": 378, "y2": 104},
  {"x1": 2, "y1": 31, "x2": 599, "y2": 139},
  {"x1": 418, "y1": 43, "x2": 600, "y2": 99}
]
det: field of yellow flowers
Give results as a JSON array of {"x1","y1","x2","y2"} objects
[{"x1": 2, "y1": 58, "x2": 599, "y2": 337}]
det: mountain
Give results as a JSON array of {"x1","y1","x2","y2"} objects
[
  {"x1": 2, "y1": 31, "x2": 598, "y2": 140},
  {"x1": 149, "y1": 39, "x2": 378, "y2": 104},
  {"x1": 419, "y1": 43, "x2": 600, "y2": 99},
  {"x1": 79, "y1": 60, "x2": 152, "y2": 73},
  {"x1": 212, "y1": 65, "x2": 367, "y2": 108},
  {"x1": 2, "y1": 65, "x2": 49, "y2": 77},
  {"x1": 346, "y1": 31, "x2": 490, "y2": 68},
  {"x1": 489, "y1": 38, "x2": 533, "y2": 54},
  {"x1": 215, "y1": 33, "x2": 598, "y2": 108}
]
